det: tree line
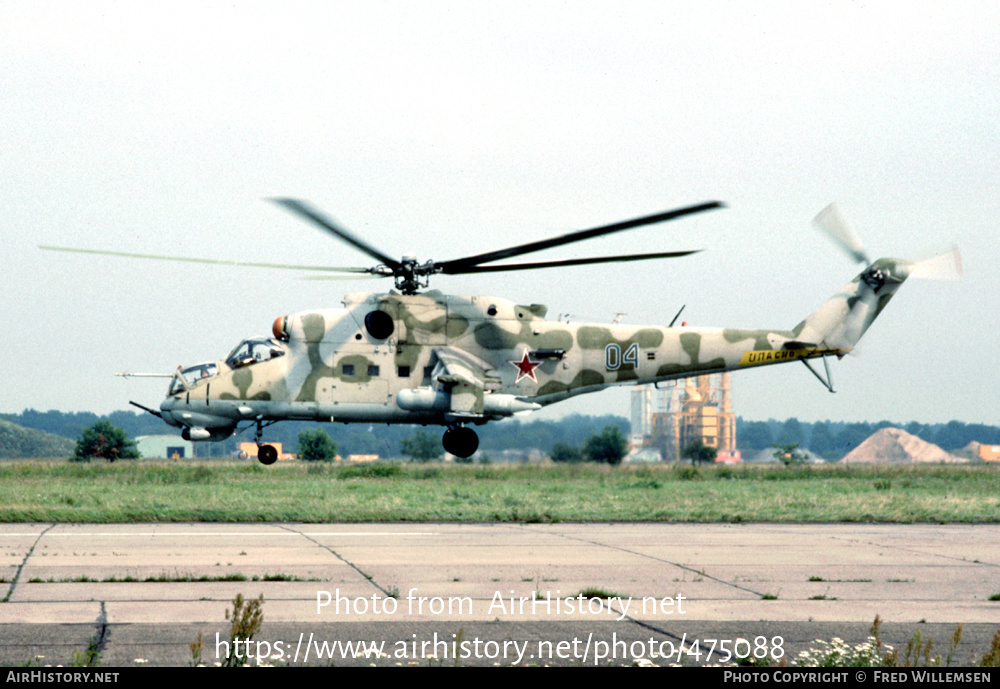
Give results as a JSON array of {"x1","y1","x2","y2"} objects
[
  {"x1": 4, "y1": 408, "x2": 997, "y2": 461},
  {"x1": 1, "y1": 408, "x2": 629, "y2": 460}
]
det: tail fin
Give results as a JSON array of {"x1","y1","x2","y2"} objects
[{"x1": 794, "y1": 258, "x2": 911, "y2": 352}]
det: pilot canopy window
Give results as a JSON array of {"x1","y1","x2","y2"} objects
[
  {"x1": 226, "y1": 338, "x2": 286, "y2": 369},
  {"x1": 169, "y1": 362, "x2": 218, "y2": 395}
]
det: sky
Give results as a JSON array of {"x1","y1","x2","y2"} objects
[{"x1": 2, "y1": 1, "x2": 998, "y2": 426}]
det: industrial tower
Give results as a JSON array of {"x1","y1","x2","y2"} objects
[{"x1": 630, "y1": 373, "x2": 737, "y2": 462}]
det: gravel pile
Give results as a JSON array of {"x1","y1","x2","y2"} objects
[{"x1": 842, "y1": 427, "x2": 965, "y2": 464}]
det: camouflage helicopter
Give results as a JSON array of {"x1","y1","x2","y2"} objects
[{"x1": 44, "y1": 199, "x2": 959, "y2": 463}]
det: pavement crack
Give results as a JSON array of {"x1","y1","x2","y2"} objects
[
  {"x1": 276, "y1": 525, "x2": 395, "y2": 597},
  {"x1": 509, "y1": 525, "x2": 769, "y2": 647},
  {"x1": 3, "y1": 524, "x2": 55, "y2": 603},
  {"x1": 826, "y1": 534, "x2": 1000, "y2": 567},
  {"x1": 520, "y1": 525, "x2": 765, "y2": 597},
  {"x1": 91, "y1": 601, "x2": 109, "y2": 658}
]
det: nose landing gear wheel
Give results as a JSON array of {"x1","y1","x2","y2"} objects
[
  {"x1": 258, "y1": 444, "x2": 278, "y2": 465},
  {"x1": 442, "y1": 427, "x2": 479, "y2": 459}
]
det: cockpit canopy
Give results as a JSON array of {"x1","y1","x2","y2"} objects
[
  {"x1": 168, "y1": 338, "x2": 287, "y2": 396},
  {"x1": 225, "y1": 337, "x2": 286, "y2": 370},
  {"x1": 169, "y1": 362, "x2": 219, "y2": 395}
]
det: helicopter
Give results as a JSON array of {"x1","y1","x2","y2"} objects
[{"x1": 43, "y1": 199, "x2": 960, "y2": 463}]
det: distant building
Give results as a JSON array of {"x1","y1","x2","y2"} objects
[
  {"x1": 715, "y1": 450, "x2": 742, "y2": 464},
  {"x1": 629, "y1": 385, "x2": 653, "y2": 450},
  {"x1": 136, "y1": 435, "x2": 193, "y2": 459},
  {"x1": 970, "y1": 442, "x2": 1000, "y2": 462}
]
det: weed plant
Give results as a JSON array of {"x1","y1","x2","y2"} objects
[
  {"x1": 792, "y1": 617, "x2": 994, "y2": 668},
  {"x1": 222, "y1": 593, "x2": 264, "y2": 667}
]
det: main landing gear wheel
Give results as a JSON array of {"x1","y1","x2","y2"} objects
[
  {"x1": 442, "y1": 427, "x2": 479, "y2": 459},
  {"x1": 258, "y1": 444, "x2": 278, "y2": 465}
]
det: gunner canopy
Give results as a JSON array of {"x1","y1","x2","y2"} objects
[{"x1": 168, "y1": 362, "x2": 218, "y2": 395}]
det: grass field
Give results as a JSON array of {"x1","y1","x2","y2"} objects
[{"x1": 2, "y1": 459, "x2": 999, "y2": 523}]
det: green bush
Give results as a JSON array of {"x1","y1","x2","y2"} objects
[
  {"x1": 772, "y1": 442, "x2": 808, "y2": 466},
  {"x1": 400, "y1": 430, "x2": 442, "y2": 462},
  {"x1": 549, "y1": 442, "x2": 584, "y2": 463},
  {"x1": 583, "y1": 425, "x2": 628, "y2": 465},
  {"x1": 681, "y1": 439, "x2": 717, "y2": 465},
  {"x1": 72, "y1": 421, "x2": 140, "y2": 462},
  {"x1": 297, "y1": 428, "x2": 337, "y2": 462}
]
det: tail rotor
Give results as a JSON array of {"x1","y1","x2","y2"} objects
[
  {"x1": 813, "y1": 202, "x2": 962, "y2": 281},
  {"x1": 798, "y1": 202, "x2": 961, "y2": 354}
]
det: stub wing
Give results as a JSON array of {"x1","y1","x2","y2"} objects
[{"x1": 430, "y1": 346, "x2": 501, "y2": 417}]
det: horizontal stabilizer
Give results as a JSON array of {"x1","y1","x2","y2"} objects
[{"x1": 782, "y1": 340, "x2": 817, "y2": 350}]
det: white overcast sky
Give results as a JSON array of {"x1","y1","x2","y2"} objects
[{"x1": 3, "y1": 1, "x2": 998, "y2": 425}]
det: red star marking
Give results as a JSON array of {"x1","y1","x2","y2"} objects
[{"x1": 508, "y1": 349, "x2": 541, "y2": 384}]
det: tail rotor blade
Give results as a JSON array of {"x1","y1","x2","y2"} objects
[
  {"x1": 907, "y1": 245, "x2": 963, "y2": 280},
  {"x1": 813, "y1": 203, "x2": 870, "y2": 265}
]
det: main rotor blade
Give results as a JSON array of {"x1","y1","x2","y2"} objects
[
  {"x1": 269, "y1": 197, "x2": 400, "y2": 270},
  {"x1": 436, "y1": 201, "x2": 723, "y2": 273},
  {"x1": 303, "y1": 273, "x2": 393, "y2": 281},
  {"x1": 40, "y1": 245, "x2": 372, "y2": 273},
  {"x1": 442, "y1": 249, "x2": 702, "y2": 274}
]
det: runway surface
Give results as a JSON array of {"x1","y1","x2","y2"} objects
[{"x1": 2, "y1": 523, "x2": 998, "y2": 666}]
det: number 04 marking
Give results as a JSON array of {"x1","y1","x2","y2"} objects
[{"x1": 605, "y1": 343, "x2": 639, "y2": 371}]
